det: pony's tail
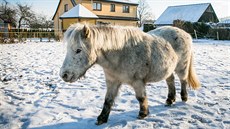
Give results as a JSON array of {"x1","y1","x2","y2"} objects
[{"x1": 188, "y1": 53, "x2": 200, "y2": 89}]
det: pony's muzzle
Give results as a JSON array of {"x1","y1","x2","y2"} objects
[
  {"x1": 62, "y1": 73, "x2": 68, "y2": 80},
  {"x1": 59, "y1": 69, "x2": 73, "y2": 82}
]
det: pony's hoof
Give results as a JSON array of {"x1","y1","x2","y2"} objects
[
  {"x1": 137, "y1": 110, "x2": 149, "y2": 119},
  {"x1": 96, "y1": 116, "x2": 108, "y2": 125},
  {"x1": 95, "y1": 120, "x2": 107, "y2": 125},
  {"x1": 166, "y1": 98, "x2": 175, "y2": 105},
  {"x1": 181, "y1": 96, "x2": 188, "y2": 102},
  {"x1": 137, "y1": 114, "x2": 147, "y2": 119}
]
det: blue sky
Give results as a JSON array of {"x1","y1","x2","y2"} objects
[
  {"x1": 9, "y1": 0, "x2": 230, "y2": 19},
  {"x1": 9, "y1": 0, "x2": 59, "y2": 19}
]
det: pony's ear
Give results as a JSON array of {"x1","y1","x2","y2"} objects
[{"x1": 82, "y1": 25, "x2": 90, "y2": 39}]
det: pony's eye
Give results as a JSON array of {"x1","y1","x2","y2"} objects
[{"x1": 76, "y1": 49, "x2": 82, "y2": 54}]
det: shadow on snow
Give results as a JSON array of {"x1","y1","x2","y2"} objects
[{"x1": 29, "y1": 102, "x2": 187, "y2": 129}]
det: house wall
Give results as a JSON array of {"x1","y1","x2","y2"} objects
[
  {"x1": 62, "y1": 18, "x2": 137, "y2": 31},
  {"x1": 198, "y1": 5, "x2": 219, "y2": 23},
  {"x1": 96, "y1": 19, "x2": 137, "y2": 26},
  {"x1": 77, "y1": 0, "x2": 137, "y2": 18},
  {"x1": 62, "y1": 18, "x2": 96, "y2": 30},
  {"x1": 53, "y1": 0, "x2": 74, "y2": 36},
  {"x1": 53, "y1": 0, "x2": 138, "y2": 36},
  {"x1": 199, "y1": 12, "x2": 218, "y2": 23}
]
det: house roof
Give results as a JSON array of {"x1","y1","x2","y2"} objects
[
  {"x1": 60, "y1": 4, "x2": 98, "y2": 19},
  {"x1": 219, "y1": 17, "x2": 230, "y2": 23},
  {"x1": 155, "y1": 3, "x2": 213, "y2": 25},
  {"x1": 52, "y1": 0, "x2": 76, "y2": 20},
  {"x1": 220, "y1": 19, "x2": 230, "y2": 24}
]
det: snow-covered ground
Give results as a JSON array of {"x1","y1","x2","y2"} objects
[{"x1": 0, "y1": 40, "x2": 229, "y2": 129}]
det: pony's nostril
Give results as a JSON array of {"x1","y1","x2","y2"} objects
[{"x1": 63, "y1": 73, "x2": 68, "y2": 79}]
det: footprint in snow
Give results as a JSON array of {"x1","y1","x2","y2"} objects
[{"x1": 191, "y1": 114, "x2": 212, "y2": 123}]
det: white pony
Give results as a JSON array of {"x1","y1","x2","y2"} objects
[{"x1": 60, "y1": 24, "x2": 200, "y2": 125}]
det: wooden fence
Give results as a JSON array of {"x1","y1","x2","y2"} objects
[{"x1": 0, "y1": 30, "x2": 62, "y2": 43}]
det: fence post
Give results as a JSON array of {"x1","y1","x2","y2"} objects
[
  {"x1": 217, "y1": 32, "x2": 219, "y2": 40},
  {"x1": 25, "y1": 31, "x2": 27, "y2": 41},
  {"x1": 194, "y1": 30, "x2": 198, "y2": 39},
  {"x1": 29, "y1": 31, "x2": 32, "y2": 41},
  {"x1": 40, "y1": 32, "x2": 42, "y2": 42},
  {"x1": 48, "y1": 32, "x2": 51, "y2": 42}
]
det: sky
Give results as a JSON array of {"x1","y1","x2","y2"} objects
[{"x1": 8, "y1": 0, "x2": 230, "y2": 20}]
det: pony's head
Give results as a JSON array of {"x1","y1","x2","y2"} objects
[{"x1": 60, "y1": 24, "x2": 96, "y2": 82}]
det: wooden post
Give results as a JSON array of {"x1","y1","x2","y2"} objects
[
  {"x1": 194, "y1": 30, "x2": 198, "y2": 39},
  {"x1": 40, "y1": 32, "x2": 42, "y2": 42},
  {"x1": 48, "y1": 32, "x2": 51, "y2": 42},
  {"x1": 217, "y1": 32, "x2": 219, "y2": 40}
]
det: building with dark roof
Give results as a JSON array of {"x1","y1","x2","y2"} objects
[{"x1": 155, "y1": 3, "x2": 219, "y2": 26}]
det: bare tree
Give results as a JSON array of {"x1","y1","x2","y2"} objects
[
  {"x1": 137, "y1": 0, "x2": 154, "y2": 27},
  {"x1": 29, "y1": 14, "x2": 54, "y2": 42},
  {"x1": 29, "y1": 16, "x2": 42, "y2": 29},
  {"x1": 0, "y1": 0, "x2": 17, "y2": 27},
  {"x1": 44, "y1": 20, "x2": 54, "y2": 30},
  {"x1": 42, "y1": 16, "x2": 54, "y2": 30},
  {"x1": 30, "y1": 14, "x2": 54, "y2": 30},
  {"x1": 16, "y1": 3, "x2": 34, "y2": 29}
]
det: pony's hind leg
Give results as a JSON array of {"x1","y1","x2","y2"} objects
[
  {"x1": 166, "y1": 74, "x2": 176, "y2": 105},
  {"x1": 96, "y1": 79, "x2": 121, "y2": 125},
  {"x1": 176, "y1": 60, "x2": 190, "y2": 102},
  {"x1": 180, "y1": 79, "x2": 188, "y2": 102},
  {"x1": 132, "y1": 80, "x2": 149, "y2": 119}
]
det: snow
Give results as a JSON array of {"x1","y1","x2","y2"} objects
[
  {"x1": 0, "y1": 39, "x2": 230, "y2": 129},
  {"x1": 155, "y1": 3, "x2": 210, "y2": 25},
  {"x1": 60, "y1": 4, "x2": 98, "y2": 19},
  {"x1": 219, "y1": 19, "x2": 230, "y2": 24}
]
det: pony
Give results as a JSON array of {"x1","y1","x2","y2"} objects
[{"x1": 59, "y1": 24, "x2": 200, "y2": 125}]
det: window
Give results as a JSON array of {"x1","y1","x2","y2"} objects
[
  {"x1": 110, "y1": 4, "x2": 115, "y2": 12},
  {"x1": 93, "y1": 2, "x2": 102, "y2": 11},
  {"x1": 64, "y1": 4, "x2": 68, "y2": 12},
  {"x1": 123, "y1": 5, "x2": 129, "y2": 13}
]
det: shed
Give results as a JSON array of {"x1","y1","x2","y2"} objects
[{"x1": 155, "y1": 3, "x2": 219, "y2": 26}]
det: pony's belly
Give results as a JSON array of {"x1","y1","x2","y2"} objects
[
  {"x1": 146, "y1": 63, "x2": 177, "y2": 83},
  {"x1": 103, "y1": 68, "x2": 134, "y2": 85},
  {"x1": 146, "y1": 73, "x2": 170, "y2": 82}
]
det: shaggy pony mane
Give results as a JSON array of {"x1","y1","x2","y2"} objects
[{"x1": 64, "y1": 23, "x2": 148, "y2": 52}]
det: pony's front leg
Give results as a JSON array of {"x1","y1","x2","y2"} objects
[
  {"x1": 133, "y1": 80, "x2": 149, "y2": 119},
  {"x1": 96, "y1": 79, "x2": 121, "y2": 125}
]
